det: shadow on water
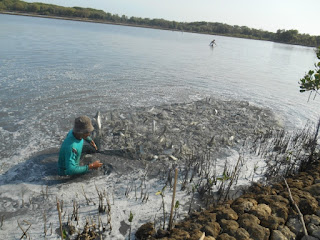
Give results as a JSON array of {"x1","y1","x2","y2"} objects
[
  {"x1": 0, "y1": 146, "x2": 154, "y2": 187},
  {"x1": 0, "y1": 148, "x2": 108, "y2": 186},
  {"x1": 0, "y1": 148, "x2": 73, "y2": 186}
]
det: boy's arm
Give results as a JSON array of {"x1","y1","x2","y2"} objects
[
  {"x1": 84, "y1": 136, "x2": 92, "y2": 143},
  {"x1": 65, "y1": 148, "x2": 88, "y2": 175},
  {"x1": 85, "y1": 136, "x2": 97, "y2": 150}
]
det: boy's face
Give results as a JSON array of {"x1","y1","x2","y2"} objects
[{"x1": 82, "y1": 132, "x2": 91, "y2": 139}]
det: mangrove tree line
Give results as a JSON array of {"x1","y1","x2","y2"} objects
[{"x1": 1, "y1": 0, "x2": 319, "y2": 47}]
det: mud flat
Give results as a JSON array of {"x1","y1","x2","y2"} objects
[{"x1": 0, "y1": 98, "x2": 285, "y2": 239}]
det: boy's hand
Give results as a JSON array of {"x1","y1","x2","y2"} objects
[{"x1": 89, "y1": 161, "x2": 103, "y2": 170}]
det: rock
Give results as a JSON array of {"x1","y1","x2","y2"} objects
[
  {"x1": 260, "y1": 215, "x2": 285, "y2": 230},
  {"x1": 308, "y1": 223, "x2": 320, "y2": 235},
  {"x1": 312, "y1": 229, "x2": 320, "y2": 239},
  {"x1": 269, "y1": 201, "x2": 289, "y2": 220},
  {"x1": 199, "y1": 211, "x2": 217, "y2": 223},
  {"x1": 281, "y1": 189, "x2": 318, "y2": 215},
  {"x1": 231, "y1": 198, "x2": 257, "y2": 215},
  {"x1": 270, "y1": 230, "x2": 287, "y2": 240},
  {"x1": 169, "y1": 228, "x2": 190, "y2": 240},
  {"x1": 238, "y1": 213, "x2": 260, "y2": 225},
  {"x1": 238, "y1": 213, "x2": 270, "y2": 240},
  {"x1": 249, "y1": 203, "x2": 272, "y2": 221},
  {"x1": 257, "y1": 194, "x2": 289, "y2": 206},
  {"x1": 211, "y1": 205, "x2": 238, "y2": 221},
  {"x1": 305, "y1": 214, "x2": 320, "y2": 236},
  {"x1": 135, "y1": 222, "x2": 156, "y2": 240},
  {"x1": 286, "y1": 217, "x2": 304, "y2": 236},
  {"x1": 277, "y1": 225, "x2": 296, "y2": 240},
  {"x1": 189, "y1": 211, "x2": 217, "y2": 225},
  {"x1": 188, "y1": 229, "x2": 204, "y2": 240},
  {"x1": 247, "y1": 183, "x2": 274, "y2": 195},
  {"x1": 156, "y1": 228, "x2": 169, "y2": 238},
  {"x1": 298, "y1": 194, "x2": 319, "y2": 216},
  {"x1": 285, "y1": 178, "x2": 305, "y2": 190},
  {"x1": 257, "y1": 195, "x2": 289, "y2": 220},
  {"x1": 301, "y1": 236, "x2": 319, "y2": 240},
  {"x1": 174, "y1": 220, "x2": 202, "y2": 232},
  {"x1": 305, "y1": 184, "x2": 320, "y2": 198},
  {"x1": 287, "y1": 172, "x2": 314, "y2": 190},
  {"x1": 272, "y1": 183, "x2": 284, "y2": 193},
  {"x1": 297, "y1": 172, "x2": 314, "y2": 187},
  {"x1": 201, "y1": 222, "x2": 221, "y2": 238},
  {"x1": 315, "y1": 196, "x2": 320, "y2": 206},
  {"x1": 204, "y1": 237, "x2": 216, "y2": 240},
  {"x1": 219, "y1": 219, "x2": 239, "y2": 235},
  {"x1": 216, "y1": 233, "x2": 236, "y2": 240},
  {"x1": 305, "y1": 214, "x2": 320, "y2": 225},
  {"x1": 231, "y1": 228, "x2": 251, "y2": 240}
]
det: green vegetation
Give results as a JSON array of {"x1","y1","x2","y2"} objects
[
  {"x1": 1, "y1": 0, "x2": 319, "y2": 47},
  {"x1": 299, "y1": 47, "x2": 320, "y2": 100}
]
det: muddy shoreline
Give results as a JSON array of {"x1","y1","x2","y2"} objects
[
  {"x1": 136, "y1": 159, "x2": 320, "y2": 240},
  {"x1": 0, "y1": 98, "x2": 286, "y2": 239}
]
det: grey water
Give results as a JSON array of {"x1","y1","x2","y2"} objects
[{"x1": 0, "y1": 14, "x2": 319, "y2": 172}]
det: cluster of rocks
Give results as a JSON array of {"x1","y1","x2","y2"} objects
[
  {"x1": 96, "y1": 99, "x2": 281, "y2": 161},
  {"x1": 135, "y1": 160, "x2": 320, "y2": 240}
]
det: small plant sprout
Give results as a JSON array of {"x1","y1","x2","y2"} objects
[
  {"x1": 252, "y1": 162, "x2": 259, "y2": 181},
  {"x1": 188, "y1": 185, "x2": 196, "y2": 214},
  {"x1": 156, "y1": 185, "x2": 167, "y2": 229},
  {"x1": 173, "y1": 200, "x2": 180, "y2": 222},
  {"x1": 216, "y1": 170, "x2": 231, "y2": 182}
]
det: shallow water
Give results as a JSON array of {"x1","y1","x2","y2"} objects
[
  {"x1": 0, "y1": 14, "x2": 320, "y2": 238},
  {"x1": 1, "y1": 14, "x2": 319, "y2": 173},
  {"x1": 0, "y1": 101, "x2": 272, "y2": 239}
]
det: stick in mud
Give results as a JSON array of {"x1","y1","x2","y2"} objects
[
  {"x1": 43, "y1": 211, "x2": 47, "y2": 237},
  {"x1": 56, "y1": 197, "x2": 63, "y2": 240},
  {"x1": 82, "y1": 185, "x2": 96, "y2": 205},
  {"x1": 169, "y1": 168, "x2": 178, "y2": 230},
  {"x1": 283, "y1": 178, "x2": 308, "y2": 237},
  {"x1": 17, "y1": 220, "x2": 32, "y2": 240},
  {"x1": 0, "y1": 215, "x2": 4, "y2": 228}
]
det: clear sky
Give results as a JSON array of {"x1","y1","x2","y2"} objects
[{"x1": 24, "y1": 0, "x2": 319, "y2": 36}]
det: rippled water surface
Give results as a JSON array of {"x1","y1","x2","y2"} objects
[{"x1": 0, "y1": 14, "x2": 319, "y2": 170}]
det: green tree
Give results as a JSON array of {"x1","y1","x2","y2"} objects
[
  {"x1": 0, "y1": 2, "x2": 6, "y2": 10},
  {"x1": 299, "y1": 47, "x2": 320, "y2": 100},
  {"x1": 13, "y1": 1, "x2": 26, "y2": 11},
  {"x1": 26, "y1": 3, "x2": 40, "y2": 12},
  {"x1": 275, "y1": 29, "x2": 299, "y2": 43}
]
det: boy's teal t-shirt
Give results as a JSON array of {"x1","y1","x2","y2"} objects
[{"x1": 58, "y1": 130, "x2": 91, "y2": 176}]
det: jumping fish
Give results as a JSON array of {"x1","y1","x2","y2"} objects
[
  {"x1": 92, "y1": 111, "x2": 102, "y2": 147},
  {"x1": 93, "y1": 111, "x2": 102, "y2": 130}
]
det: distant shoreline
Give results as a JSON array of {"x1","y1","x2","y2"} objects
[
  {"x1": 0, "y1": 11, "x2": 187, "y2": 33},
  {"x1": 0, "y1": 11, "x2": 269, "y2": 43},
  {"x1": 1, "y1": 11, "x2": 315, "y2": 48}
]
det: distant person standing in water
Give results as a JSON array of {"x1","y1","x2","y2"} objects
[
  {"x1": 210, "y1": 39, "x2": 216, "y2": 46},
  {"x1": 58, "y1": 115, "x2": 103, "y2": 176}
]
